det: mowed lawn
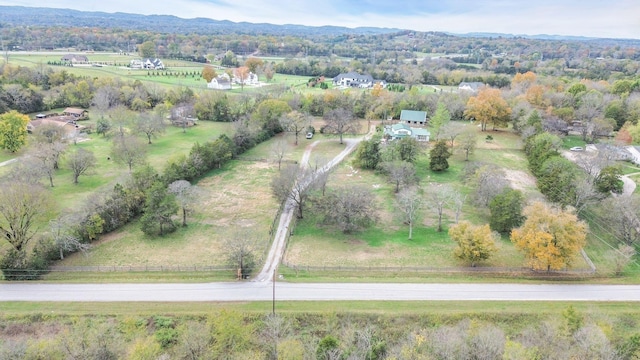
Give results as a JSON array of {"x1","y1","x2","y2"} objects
[{"x1": 285, "y1": 124, "x2": 592, "y2": 271}]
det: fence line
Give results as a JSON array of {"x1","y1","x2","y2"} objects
[
  {"x1": 44, "y1": 265, "x2": 234, "y2": 273},
  {"x1": 280, "y1": 261, "x2": 596, "y2": 276}
]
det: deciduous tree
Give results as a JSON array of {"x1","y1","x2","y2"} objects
[
  {"x1": 430, "y1": 102, "x2": 451, "y2": 139},
  {"x1": 397, "y1": 187, "x2": 422, "y2": 240},
  {"x1": 224, "y1": 231, "x2": 257, "y2": 279},
  {"x1": 353, "y1": 137, "x2": 381, "y2": 170},
  {"x1": 464, "y1": 88, "x2": 512, "y2": 131},
  {"x1": 168, "y1": 180, "x2": 200, "y2": 227},
  {"x1": 458, "y1": 129, "x2": 477, "y2": 161},
  {"x1": 140, "y1": 181, "x2": 178, "y2": 236},
  {"x1": 0, "y1": 182, "x2": 53, "y2": 253},
  {"x1": 426, "y1": 184, "x2": 454, "y2": 232},
  {"x1": 279, "y1": 110, "x2": 310, "y2": 145},
  {"x1": 111, "y1": 135, "x2": 148, "y2": 172},
  {"x1": 511, "y1": 202, "x2": 587, "y2": 271},
  {"x1": 314, "y1": 185, "x2": 377, "y2": 234},
  {"x1": 323, "y1": 107, "x2": 358, "y2": 144},
  {"x1": 201, "y1": 65, "x2": 217, "y2": 83},
  {"x1": 449, "y1": 221, "x2": 499, "y2": 267},
  {"x1": 489, "y1": 189, "x2": 525, "y2": 233},
  {"x1": 0, "y1": 110, "x2": 29, "y2": 152},
  {"x1": 380, "y1": 160, "x2": 417, "y2": 193},
  {"x1": 134, "y1": 111, "x2": 166, "y2": 144},
  {"x1": 66, "y1": 147, "x2": 96, "y2": 184},
  {"x1": 271, "y1": 164, "x2": 312, "y2": 219}
]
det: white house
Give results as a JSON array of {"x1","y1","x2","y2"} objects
[
  {"x1": 208, "y1": 74, "x2": 232, "y2": 90},
  {"x1": 384, "y1": 123, "x2": 430, "y2": 142},
  {"x1": 458, "y1": 82, "x2": 485, "y2": 93},
  {"x1": 232, "y1": 69, "x2": 259, "y2": 85},
  {"x1": 332, "y1": 72, "x2": 386, "y2": 89},
  {"x1": 130, "y1": 58, "x2": 165, "y2": 70}
]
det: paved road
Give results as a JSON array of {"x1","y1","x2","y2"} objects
[{"x1": 1, "y1": 282, "x2": 640, "y2": 302}]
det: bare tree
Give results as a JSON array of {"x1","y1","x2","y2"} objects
[
  {"x1": 261, "y1": 313, "x2": 291, "y2": 360},
  {"x1": 134, "y1": 111, "x2": 166, "y2": 144},
  {"x1": 168, "y1": 180, "x2": 201, "y2": 227},
  {"x1": 472, "y1": 165, "x2": 509, "y2": 207},
  {"x1": 598, "y1": 196, "x2": 640, "y2": 246},
  {"x1": 49, "y1": 216, "x2": 90, "y2": 260},
  {"x1": 426, "y1": 184, "x2": 454, "y2": 232},
  {"x1": 315, "y1": 185, "x2": 377, "y2": 234},
  {"x1": 576, "y1": 91, "x2": 605, "y2": 142},
  {"x1": 66, "y1": 147, "x2": 96, "y2": 184},
  {"x1": 323, "y1": 107, "x2": 358, "y2": 144},
  {"x1": 93, "y1": 85, "x2": 120, "y2": 120},
  {"x1": 111, "y1": 135, "x2": 148, "y2": 172},
  {"x1": 29, "y1": 142, "x2": 63, "y2": 187},
  {"x1": 108, "y1": 105, "x2": 134, "y2": 138},
  {"x1": 458, "y1": 129, "x2": 478, "y2": 161},
  {"x1": 270, "y1": 139, "x2": 289, "y2": 170},
  {"x1": 606, "y1": 244, "x2": 636, "y2": 276},
  {"x1": 380, "y1": 160, "x2": 417, "y2": 193},
  {"x1": 397, "y1": 187, "x2": 422, "y2": 240},
  {"x1": 271, "y1": 164, "x2": 312, "y2": 219},
  {"x1": 279, "y1": 111, "x2": 310, "y2": 145},
  {"x1": 224, "y1": 230, "x2": 258, "y2": 279},
  {"x1": 569, "y1": 177, "x2": 603, "y2": 214},
  {"x1": 174, "y1": 321, "x2": 211, "y2": 360},
  {"x1": 439, "y1": 121, "x2": 466, "y2": 147},
  {"x1": 451, "y1": 192, "x2": 466, "y2": 224}
]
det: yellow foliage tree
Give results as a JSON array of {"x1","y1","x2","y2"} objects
[
  {"x1": 0, "y1": 110, "x2": 30, "y2": 152},
  {"x1": 201, "y1": 65, "x2": 217, "y2": 83},
  {"x1": 449, "y1": 221, "x2": 499, "y2": 267},
  {"x1": 511, "y1": 202, "x2": 587, "y2": 271},
  {"x1": 511, "y1": 71, "x2": 537, "y2": 88},
  {"x1": 464, "y1": 88, "x2": 512, "y2": 131}
]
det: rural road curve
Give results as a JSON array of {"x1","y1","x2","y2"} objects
[{"x1": 1, "y1": 282, "x2": 640, "y2": 302}]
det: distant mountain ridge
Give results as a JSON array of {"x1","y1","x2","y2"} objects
[{"x1": 0, "y1": 6, "x2": 401, "y2": 36}]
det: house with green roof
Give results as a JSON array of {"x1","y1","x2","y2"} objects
[
  {"x1": 384, "y1": 123, "x2": 430, "y2": 142},
  {"x1": 400, "y1": 110, "x2": 427, "y2": 125}
]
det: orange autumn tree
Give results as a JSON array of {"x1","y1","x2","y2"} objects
[
  {"x1": 464, "y1": 88, "x2": 511, "y2": 131},
  {"x1": 201, "y1": 65, "x2": 217, "y2": 83},
  {"x1": 511, "y1": 202, "x2": 587, "y2": 272}
]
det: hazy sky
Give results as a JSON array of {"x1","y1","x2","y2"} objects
[{"x1": 2, "y1": 0, "x2": 639, "y2": 39}]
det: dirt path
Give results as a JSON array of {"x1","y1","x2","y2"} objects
[{"x1": 254, "y1": 129, "x2": 373, "y2": 282}]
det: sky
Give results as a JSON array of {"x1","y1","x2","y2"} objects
[{"x1": 2, "y1": 0, "x2": 639, "y2": 39}]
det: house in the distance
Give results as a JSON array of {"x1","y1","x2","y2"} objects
[
  {"x1": 232, "y1": 68, "x2": 259, "y2": 85},
  {"x1": 130, "y1": 58, "x2": 165, "y2": 70},
  {"x1": 61, "y1": 54, "x2": 89, "y2": 64},
  {"x1": 333, "y1": 72, "x2": 386, "y2": 89},
  {"x1": 63, "y1": 107, "x2": 88, "y2": 120},
  {"x1": 384, "y1": 123, "x2": 430, "y2": 142},
  {"x1": 400, "y1": 110, "x2": 427, "y2": 125},
  {"x1": 458, "y1": 82, "x2": 485, "y2": 93},
  {"x1": 208, "y1": 74, "x2": 232, "y2": 90}
]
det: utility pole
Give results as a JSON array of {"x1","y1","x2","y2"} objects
[{"x1": 272, "y1": 268, "x2": 276, "y2": 314}]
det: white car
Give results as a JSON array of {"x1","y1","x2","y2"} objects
[
  {"x1": 570, "y1": 146, "x2": 584, "y2": 152},
  {"x1": 306, "y1": 132, "x2": 313, "y2": 139}
]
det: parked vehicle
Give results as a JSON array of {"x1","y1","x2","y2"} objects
[{"x1": 570, "y1": 146, "x2": 584, "y2": 151}]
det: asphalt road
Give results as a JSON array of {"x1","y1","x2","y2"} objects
[{"x1": 1, "y1": 282, "x2": 640, "y2": 302}]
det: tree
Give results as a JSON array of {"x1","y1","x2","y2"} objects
[
  {"x1": 314, "y1": 185, "x2": 377, "y2": 234},
  {"x1": 458, "y1": 129, "x2": 477, "y2": 161},
  {"x1": 138, "y1": 40, "x2": 156, "y2": 58},
  {"x1": 440, "y1": 121, "x2": 466, "y2": 147},
  {"x1": 134, "y1": 111, "x2": 166, "y2": 144},
  {"x1": 0, "y1": 182, "x2": 53, "y2": 253},
  {"x1": 594, "y1": 165, "x2": 624, "y2": 194},
  {"x1": 271, "y1": 164, "x2": 312, "y2": 219},
  {"x1": 96, "y1": 117, "x2": 112, "y2": 137},
  {"x1": 511, "y1": 202, "x2": 587, "y2": 271},
  {"x1": 235, "y1": 66, "x2": 250, "y2": 91},
  {"x1": 353, "y1": 137, "x2": 381, "y2": 170},
  {"x1": 597, "y1": 196, "x2": 640, "y2": 246},
  {"x1": 606, "y1": 244, "x2": 636, "y2": 276},
  {"x1": 0, "y1": 110, "x2": 29, "y2": 152},
  {"x1": 140, "y1": 181, "x2": 178, "y2": 236},
  {"x1": 380, "y1": 160, "x2": 417, "y2": 193},
  {"x1": 49, "y1": 216, "x2": 90, "y2": 260},
  {"x1": 397, "y1": 187, "x2": 422, "y2": 240},
  {"x1": 221, "y1": 50, "x2": 238, "y2": 67},
  {"x1": 168, "y1": 180, "x2": 200, "y2": 227},
  {"x1": 201, "y1": 65, "x2": 217, "y2": 83},
  {"x1": 430, "y1": 102, "x2": 451, "y2": 139},
  {"x1": 224, "y1": 230, "x2": 257, "y2": 279},
  {"x1": 111, "y1": 135, "x2": 148, "y2": 172},
  {"x1": 270, "y1": 139, "x2": 289, "y2": 170},
  {"x1": 537, "y1": 156, "x2": 579, "y2": 206},
  {"x1": 108, "y1": 105, "x2": 134, "y2": 137},
  {"x1": 29, "y1": 141, "x2": 66, "y2": 187},
  {"x1": 489, "y1": 189, "x2": 525, "y2": 233},
  {"x1": 394, "y1": 137, "x2": 421, "y2": 163},
  {"x1": 464, "y1": 88, "x2": 512, "y2": 131},
  {"x1": 323, "y1": 107, "x2": 358, "y2": 144},
  {"x1": 426, "y1": 184, "x2": 453, "y2": 232},
  {"x1": 449, "y1": 221, "x2": 499, "y2": 267},
  {"x1": 252, "y1": 99, "x2": 291, "y2": 136},
  {"x1": 66, "y1": 147, "x2": 96, "y2": 185},
  {"x1": 244, "y1": 57, "x2": 264, "y2": 74},
  {"x1": 576, "y1": 91, "x2": 605, "y2": 142},
  {"x1": 279, "y1": 110, "x2": 310, "y2": 145},
  {"x1": 429, "y1": 140, "x2": 451, "y2": 171}
]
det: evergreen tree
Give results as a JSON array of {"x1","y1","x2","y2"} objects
[
  {"x1": 429, "y1": 140, "x2": 451, "y2": 171},
  {"x1": 489, "y1": 189, "x2": 525, "y2": 233},
  {"x1": 140, "y1": 181, "x2": 178, "y2": 236}
]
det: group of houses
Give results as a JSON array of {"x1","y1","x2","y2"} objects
[
  {"x1": 207, "y1": 68, "x2": 260, "y2": 90},
  {"x1": 332, "y1": 72, "x2": 387, "y2": 89},
  {"x1": 27, "y1": 107, "x2": 89, "y2": 138},
  {"x1": 130, "y1": 58, "x2": 165, "y2": 70}
]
